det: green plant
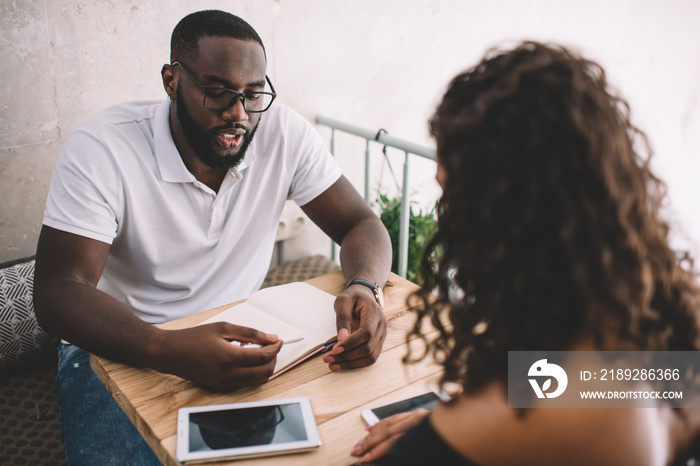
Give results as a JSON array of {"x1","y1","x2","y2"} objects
[{"x1": 376, "y1": 193, "x2": 437, "y2": 284}]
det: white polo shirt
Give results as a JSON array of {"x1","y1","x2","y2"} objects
[{"x1": 43, "y1": 100, "x2": 341, "y2": 324}]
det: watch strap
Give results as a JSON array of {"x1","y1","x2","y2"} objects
[{"x1": 346, "y1": 278, "x2": 384, "y2": 310}]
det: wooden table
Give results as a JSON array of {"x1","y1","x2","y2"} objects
[{"x1": 90, "y1": 271, "x2": 443, "y2": 465}]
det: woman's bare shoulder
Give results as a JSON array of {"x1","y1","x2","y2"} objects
[{"x1": 431, "y1": 384, "x2": 684, "y2": 466}]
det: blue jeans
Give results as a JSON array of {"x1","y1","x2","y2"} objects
[{"x1": 57, "y1": 344, "x2": 161, "y2": 465}]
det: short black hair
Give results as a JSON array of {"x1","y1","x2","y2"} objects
[{"x1": 170, "y1": 10, "x2": 265, "y2": 64}]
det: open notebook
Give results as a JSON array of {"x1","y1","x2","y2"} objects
[{"x1": 198, "y1": 282, "x2": 338, "y2": 379}]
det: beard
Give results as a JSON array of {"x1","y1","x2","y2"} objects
[{"x1": 175, "y1": 85, "x2": 260, "y2": 170}]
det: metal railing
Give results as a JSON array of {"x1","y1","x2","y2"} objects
[{"x1": 315, "y1": 115, "x2": 436, "y2": 279}]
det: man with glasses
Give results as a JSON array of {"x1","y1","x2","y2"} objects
[{"x1": 34, "y1": 10, "x2": 391, "y2": 465}]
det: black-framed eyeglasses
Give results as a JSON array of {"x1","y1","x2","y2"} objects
[{"x1": 171, "y1": 61, "x2": 276, "y2": 113}]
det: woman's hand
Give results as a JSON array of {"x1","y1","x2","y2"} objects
[{"x1": 350, "y1": 408, "x2": 431, "y2": 463}]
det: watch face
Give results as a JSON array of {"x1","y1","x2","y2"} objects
[
  {"x1": 374, "y1": 287, "x2": 384, "y2": 309},
  {"x1": 347, "y1": 279, "x2": 384, "y2": 310}
]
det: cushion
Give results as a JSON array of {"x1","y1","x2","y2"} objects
[{"x1": 0, "y1": 258, "x2": 58, "y2": 370}]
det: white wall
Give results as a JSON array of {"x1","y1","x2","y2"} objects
[{"x1": 1, "y1": 0, "x2": 699, "y2": 263}]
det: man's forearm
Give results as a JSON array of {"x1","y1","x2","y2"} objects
[
  {"x1": 34, "y1": 278, "x2": 164, "y2": 369},
  {"x1": 338, "y1": 217, "x2": 392, "y2": 287},
  {"x1": 34, "y1": 278, "x2": 283, "y2": 390}
]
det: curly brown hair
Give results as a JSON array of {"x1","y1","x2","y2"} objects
[{"x1": 406, "y1": 41, "x2": 700, "y2": 394}]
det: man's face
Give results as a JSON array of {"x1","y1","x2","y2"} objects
[
  {"x1": 172, "y1": 37, "x2": 268, "y2": 170},
  {"x1": 175, "y1": 82, "x2": 259, "y2": 170}
]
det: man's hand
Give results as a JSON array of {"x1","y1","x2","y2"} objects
[
  {"x1": 350, "y1": 409, "x2": 430, "y2": 463},
  {"x1": 323, "y1": 284, "x2": 387, "y2": 370},
  {"x1": 153, "y1": 323, "x2": 283, "y2": 390},
  {"x1": 300, "y1": 176, "x2": 392, "y2": 370}
]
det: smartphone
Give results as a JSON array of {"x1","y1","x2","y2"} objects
[{"x1": 361, "y1": 389, "x2": 450, "y2": 426}]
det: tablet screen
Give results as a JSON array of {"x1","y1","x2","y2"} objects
[
  {"x1": 177, "y1": 397, "x2": 321, "y2": 463},
  {"x1": 188, "y1": 403, "x2": 307, "y2": 451}
]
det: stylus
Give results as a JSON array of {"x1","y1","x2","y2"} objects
[{"x1": 230, "y1": 336, "x2": 305, "y2": 348}]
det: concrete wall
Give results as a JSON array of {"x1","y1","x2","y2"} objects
[{"x1": 2, "y1": 0, "x2": 699, "y2": 263}]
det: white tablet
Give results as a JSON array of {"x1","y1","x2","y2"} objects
[{"x1": 176, "y1": 397, "x2": 321, "y2": 464}]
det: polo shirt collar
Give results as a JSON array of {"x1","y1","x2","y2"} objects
[{"x1": 153, "y1": 99, "x2": 257, "y2": 183}]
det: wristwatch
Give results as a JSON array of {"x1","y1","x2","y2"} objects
[{"x1": 345, "y1": 278, "x2": 384, "y2": 310}]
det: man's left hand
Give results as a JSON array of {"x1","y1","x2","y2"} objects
[{"x1": 323, "y1": 284, "x2": 387, "y2": 370}]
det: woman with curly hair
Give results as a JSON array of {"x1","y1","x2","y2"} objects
[{"x1": 351, "y1": 41, "x2": 700, "y2": 465}]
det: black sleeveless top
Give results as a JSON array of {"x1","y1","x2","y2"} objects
[{"x1": 370, "y1": 417, "x2": 479, "y2": 465}]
